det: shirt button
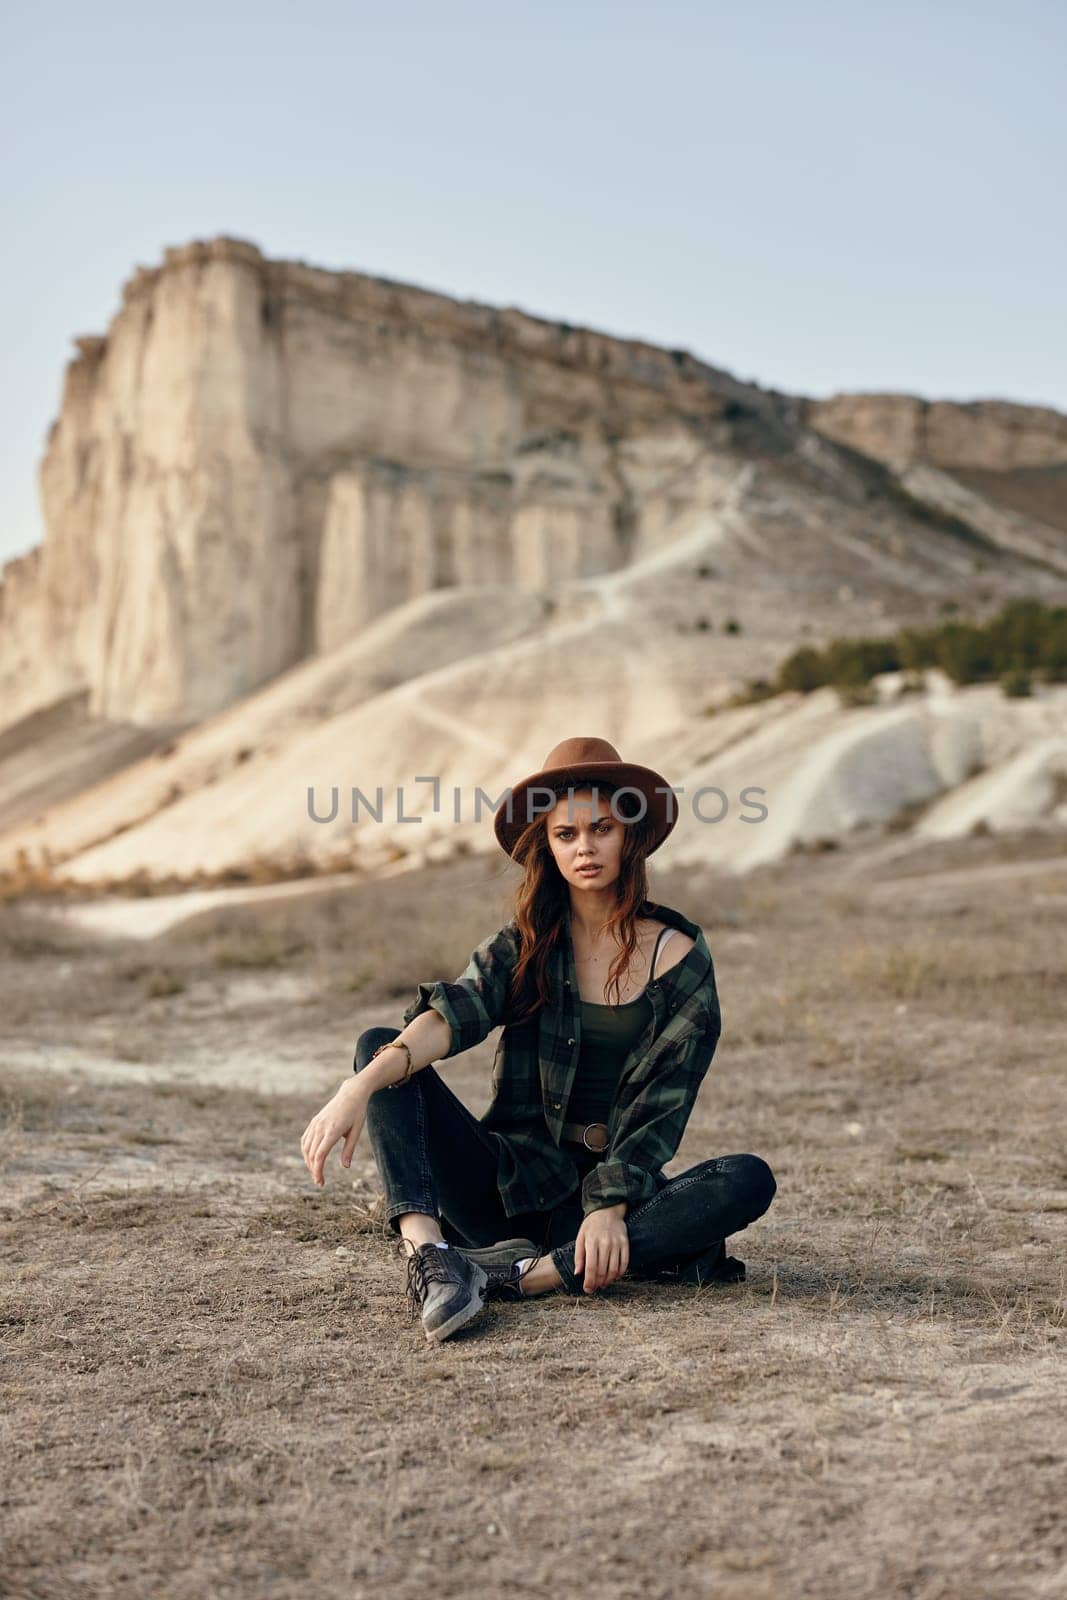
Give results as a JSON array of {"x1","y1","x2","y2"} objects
[
  {"x1": 567, "y1": 1037, "x2": 575, "y2": 1046},
  {"x1": 553, "y1": 1100, "x2": 561, "y2": 1110}
]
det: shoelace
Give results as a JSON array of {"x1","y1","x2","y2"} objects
[
  {"x1": 396, "y1": 1237, "x2": 459, "y2": 1320},
  {"x1": 395, "y1": 1236, "x2": 551, "y2": 1313},
  {"x1": 483, "y1": 1242, "x2": 553, "y2": 1298},
  {"x1": 495, "y1": 1200, "x2": 567, "y2": 1295}
]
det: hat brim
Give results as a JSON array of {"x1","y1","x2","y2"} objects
[{"x1": 493, "y1": 759, "x2": 678, "y2": 860}]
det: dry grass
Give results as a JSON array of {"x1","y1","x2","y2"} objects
[{"x1": 1, "y1": 839, "x2": 1065, "y2": 1599}]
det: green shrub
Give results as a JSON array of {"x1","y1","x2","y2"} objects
[
  {"x1": 741, "y1": 677, "x2": 776, "y2": 702},
  {"x1": 777, "y1": 646, "x2": 826, "y2": 692},
  {"x1": 1000, "y1": 668, "x2": 1033, "y2": 698},
  {"x1": 837, "y1": 682, "x2": 878, "y2": 707},
  {"x1": 824, "y1": 635, "x2": 901, "y2": 687},
  {"x1": 747, "y1": 599, "x2": 1067, "y2": 706},
  {"x1": 937, "y1": 622, "x2": 999, "y2": 684},
  {"x1": 1035, "y1": 603, "x2": 1067, "y2": 677},
  {"x1": 897, "y1": 625, "x2": 941, "y2": 670}
]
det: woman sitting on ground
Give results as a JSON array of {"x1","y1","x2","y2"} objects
[{"x1": 300, "y1": 735, "x2": 777, "y2": 1344}]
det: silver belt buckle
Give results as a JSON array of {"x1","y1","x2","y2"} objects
[{"x1": 582, "y1": 1122, "x2": 608, "y2": 1152}]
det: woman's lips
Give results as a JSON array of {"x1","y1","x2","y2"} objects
[{"x1": 577, "y1": 865, "x2": 602, "y2": 875}]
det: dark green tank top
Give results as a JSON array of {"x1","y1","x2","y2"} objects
[{"x1": 566, "y1": 926, "x2": 676, "y2": 1129}]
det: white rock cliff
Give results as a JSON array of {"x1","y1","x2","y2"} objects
[
  {"x1": 2, "y1": 237, "x2": 1065, "y2": 888},
  {"x1": 2, "y1": 235, "x2": 769, "y2": 732}
]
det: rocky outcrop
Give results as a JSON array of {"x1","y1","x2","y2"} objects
[
  {"x1": 7, "y1": 237, "x2": 1065, "y2": 741},
  {"x1": 805, "y1": 393, "x2": 1067, "y2": 473},
  {"x1": 1, "y1": 235, "x2": 773, "y2": 733},
  {"x1": 805, "y1": 393, "x2": 1067, "y2": 573}
]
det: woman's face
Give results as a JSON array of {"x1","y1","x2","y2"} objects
[{"x1": 545, "y1": 787, "x2": 625, "y2": 893}]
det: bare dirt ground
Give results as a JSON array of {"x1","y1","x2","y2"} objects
[{"x1": 1, "y1": 834, "x2": 1065, "y2": 1600}]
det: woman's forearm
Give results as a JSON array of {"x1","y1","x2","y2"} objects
[{"x1": 344, "y1": 1008, "x2": 453, "y2": 1098}]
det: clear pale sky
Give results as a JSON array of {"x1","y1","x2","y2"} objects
[{"x1": 1, "y1": 0, "x2": 1063, "y2": 567}]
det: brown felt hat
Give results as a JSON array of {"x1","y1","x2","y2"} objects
[{"x1": 493, "y1": 735, "x2": 679, "y2": 860}]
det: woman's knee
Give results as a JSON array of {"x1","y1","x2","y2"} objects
[
  {"x1": 353, "y1": 1024, "x2": 400, "y2": 1074},
  {"x1": 726, "y1": 1153, "x2": 777, "y2": 1218}
]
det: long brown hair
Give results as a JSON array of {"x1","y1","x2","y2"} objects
[{"x1": 502, "y1": 782, "x2": 657, "y2": 1025}]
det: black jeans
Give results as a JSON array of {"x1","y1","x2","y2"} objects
[{"x1": 354, "y1": 1026, "x2": 776, "y2": 1294}]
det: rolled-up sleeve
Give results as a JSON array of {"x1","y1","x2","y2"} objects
[{"x1": 401, "y1": 921, "x2": 520, "y2": 1059}]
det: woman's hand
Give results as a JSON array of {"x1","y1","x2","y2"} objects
[
  {"x1": 573, "y1": 1204, "x2": 629, "y2": 1293},
  {"x1": 300, "y1": 1080, "x2": 368, "y2": 1188}
]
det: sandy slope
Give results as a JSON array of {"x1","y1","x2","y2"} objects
[{"x1": 2, "y1": 455, "x2": 1065, "y2": 886}]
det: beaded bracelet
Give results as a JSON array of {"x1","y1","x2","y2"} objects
[{"x1": 371, "y1": 1038, "x2": 415, "y2": 1086}]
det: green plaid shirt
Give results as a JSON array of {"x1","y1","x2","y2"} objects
[{"x1": 400, "y1": 901, "x2": 722, "y2": 1218}]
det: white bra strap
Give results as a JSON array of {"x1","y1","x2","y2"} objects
[{"x1": 648, "y1": 926, "x2": 678, "y2": 983}]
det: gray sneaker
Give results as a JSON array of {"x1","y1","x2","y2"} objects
[
  {"x1": 452, "y1": 1237, "x2": 538, "y2": 1272},
  {"x1": 398, "y1": 1241, "x2": 490, "y2": 1343},
  {"x1": 454, "y1": 1237, "x2": 541, "y2": 1300}
]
